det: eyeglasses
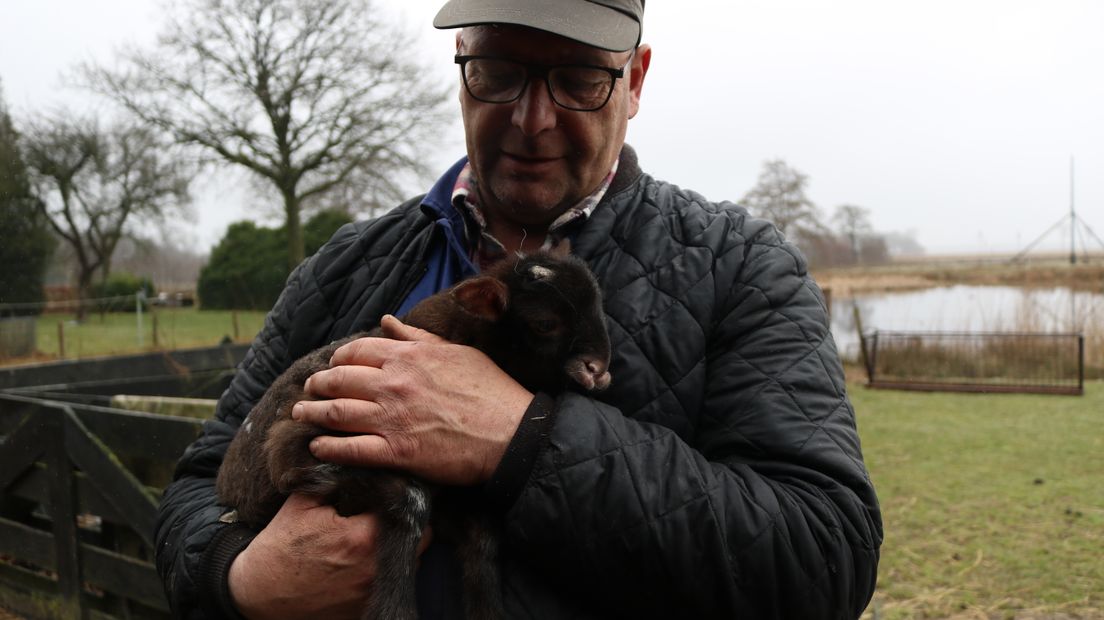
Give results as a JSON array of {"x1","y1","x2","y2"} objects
[{"x1": 454, "y1": 55, "x2": 627, "y2": 112}]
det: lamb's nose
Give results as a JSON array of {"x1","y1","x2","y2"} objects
[{"x1": 585, "y1": 360, "x2": 611, "y2": 390}]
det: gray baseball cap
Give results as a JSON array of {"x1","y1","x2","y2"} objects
[{"x1": 434, "y1": 0, "x2": 644, "y2": 52}]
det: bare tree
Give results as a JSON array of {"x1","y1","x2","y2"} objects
[
  {"x1": 832, "y1": 204, "x2": 873, "y2": 263},
  {"x1": 740, "y1": 159, "x2": 825, "y2": 241},
  {"x1": 85, "y1": 0, "x2": 452, "y2": 268},
  {"x1": 23, "y1": 115, "x2": 191, "y2": 318},
  {"x1": 882, "y1": 230, "x2": 925, "y2": 258}
]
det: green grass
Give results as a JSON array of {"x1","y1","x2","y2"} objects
[
  {"x1": 853, "y1": 382, "x2": 1104, "y2": 619},
  {"x1": 6, "y1": 314, "x2": 1103, "y2": 618},
  {"x1": 15, "y1": 308, "x2": 267, "y2": 363}
]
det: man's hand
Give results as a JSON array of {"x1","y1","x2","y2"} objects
[
  {"x1": 228, "y1": 493, "x2": 430, "y2": 619},
  {"x1": 292, "y1": 315, "x2": 533, "y2": 486}
]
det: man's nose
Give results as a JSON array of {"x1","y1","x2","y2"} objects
[{"x1": 511, "y1": 78, "x2": 558, "y2": 136}]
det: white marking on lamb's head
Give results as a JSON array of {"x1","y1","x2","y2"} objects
[
  {"x1": 244, "y1": 421, "x2": 253, "y2": 434},
  {"x1": 528, "y1": 265, "x2": 555, "y2": 281}
]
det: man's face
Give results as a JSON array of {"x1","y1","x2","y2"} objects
[{"x1": 457, "y1": 25, "x2": 650, "y2": 229}]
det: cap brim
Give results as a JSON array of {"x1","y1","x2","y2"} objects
[{"x1": 434, "y1": 0, "x2": 640, "y2": 52}]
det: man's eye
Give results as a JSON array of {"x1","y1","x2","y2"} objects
[
  {"x1": 561, "y1": 75, "x2": 603, "y2": 91},
  {"x1": 554, "y1": 69, "x2": 606, "y2": 94},
  {"x1": 468, "y1": 60, "x2": 522, "y2": 94},
  {"x1": 482, "y1": 71, "x2": 515, "y2": 89}
]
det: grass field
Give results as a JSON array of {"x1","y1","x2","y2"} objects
[
  {"x1": 5, "y1": 308, "x2": 268, "y2": 364},
  {"x1": 3, "y1": 310, "x2": 1102, "y2": 618},
  {"x1": 853, "y1": 381, "x2": 1104, "y2": 619}
]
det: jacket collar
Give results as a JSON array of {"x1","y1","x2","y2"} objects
[{"x1": 608, "y1": 144, "x2": 642, "y2": 197}]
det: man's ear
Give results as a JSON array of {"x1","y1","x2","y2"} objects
[
  {"x1": 627, "y1": 43, "x2": 651, "y2": 119},
  {"x1": 452, "y1": 277, "x2": 509, "y2": 321}
]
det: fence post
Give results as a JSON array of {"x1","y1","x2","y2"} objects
[
  {"x1": 58, "y1": 321, "x2": 66, "y2": 358},
  {"x1": 232, "y1": 311, "x2": 240, "y2": 341},
  {"x1": 869, "y1": 332, "x2": 879, "y2": 385},
  {"x1": 852, "y1": 303, "x2": 871, "y2": 380},
  {"x1": 136, "y1": 291, "x2": 144, "y2": 347},
  {"x1": 47, "y1": 411, "x2": 85, "y2": 619},
  {"x1": 1079, "y1": 334, "x2": 1085, "y2": 394}
]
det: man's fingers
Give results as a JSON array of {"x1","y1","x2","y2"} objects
[
  {"x1": 280, "y1": 491, "x2": 326, "y2": 513},
  {"x1": 304, "y1": 364, "x2": 385, "y2": 399},
  {"x1": 292, "y1": 398, "x2": 386, "y2": 433},
  {"x1": 327, "y1": 319, "x2": 447, "y2": 368},
  {"x1": 329, "y1": 333, "x2": 409, "y2": 367},
  {"x1": 379, "y1": 314, "x2": 447, "y2": 344},
  {"x1": 416, "y1": 526, "x2": 434, "y2": 557},
  {"x1": 280, "y1": 493, "x2": 387, "y2": 530},
  {"x1": 309, "y1": 433, "x2": 400, "y2": 468}
]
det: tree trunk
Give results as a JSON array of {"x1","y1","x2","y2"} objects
[
  {"x1": 284, "y1": 189, "x2": 304, "y2": 270},
  {"x1": 75, "y1": 267, "x2": 95, "y2": 322}
]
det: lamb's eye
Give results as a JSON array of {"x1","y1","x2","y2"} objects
[{"x1": 534, "y1": 319, "x2": 557, "y2": 334}]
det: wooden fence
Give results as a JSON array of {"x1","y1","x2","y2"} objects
[{"x1": 0, "y1": 346, "x2": 244, "y2": 619}]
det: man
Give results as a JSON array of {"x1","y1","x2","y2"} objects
[{"x1": 155, "y1": 1, "x2": 883, "y2": 618}]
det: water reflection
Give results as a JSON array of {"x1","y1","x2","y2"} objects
[{"x1": 830, "y1": 285, "x2": 1104, "y2": 360}]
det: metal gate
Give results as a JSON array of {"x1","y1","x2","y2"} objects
[{"x1": 863, "y1": 331, "x2": 1084, "y2": 395}]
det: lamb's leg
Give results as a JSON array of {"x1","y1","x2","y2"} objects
[
  {"x1": 455, "y1": 513, "x2": 504, "y2": 620},
  {"x1": 357, "y1": 479, "x2": 432, "y2": 620}
]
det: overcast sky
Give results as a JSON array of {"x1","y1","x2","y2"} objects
[{"x1": 2, "y1": 0, "x2": 1102, "y2": 255}]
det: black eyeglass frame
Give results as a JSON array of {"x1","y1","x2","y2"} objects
[{"x1": 454, "y1": 55, "x2": 628, "y2": 112}]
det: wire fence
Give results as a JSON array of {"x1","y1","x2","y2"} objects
[
  {"x1": 0, "y1": 295, "x2": 263, "y2": 363},
  {"x1": 863, "y1": 330, "x2": 1084, "y2": 395},
  {"x1": 0, "y1": 293, "x2": 140, "y2": 315},
  {"x1": 0, "y1": 290, "x2": 197, "y2": 316}
]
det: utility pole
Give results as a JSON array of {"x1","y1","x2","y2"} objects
[
  {"x1": 1069, "y1": 156, "x2": 1077, "y2": 333},
  {"x1": 1069, "y1": 156, "x2": 1076, "y2": 265},
  {"x1": 1010, "y1": 156, "x2": 1104, "y2": 265}
]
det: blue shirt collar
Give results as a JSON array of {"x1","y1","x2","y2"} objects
[{"x1": 420, "y1": 156, "x2": 469, "y2": 226}]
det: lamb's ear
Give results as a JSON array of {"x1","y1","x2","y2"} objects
[
  {"x1": 452, "y1": 277, "x2": 509, "y2": 321},
  {"x1": 549, "y1": 237, "x2": 572, "y2": 258}
]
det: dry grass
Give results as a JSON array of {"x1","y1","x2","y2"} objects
[{"x1": 816, "y1": 257, "x2": 1104, "y2": 296}]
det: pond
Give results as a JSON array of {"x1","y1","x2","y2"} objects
[{"x1": 829, "y1": 285, "x2": 1104, "y2": 361}]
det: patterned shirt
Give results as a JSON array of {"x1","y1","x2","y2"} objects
[{"x1": 451, "y1": 159, "x2": 619, "y2": 268}]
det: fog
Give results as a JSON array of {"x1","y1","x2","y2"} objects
[{"x1": 3, "y1": 0, "x2": 1102, "y2": 255}]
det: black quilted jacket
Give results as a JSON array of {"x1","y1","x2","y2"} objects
[{"x1": 155, "y1": 148, "x2": 881, "y2": 619}]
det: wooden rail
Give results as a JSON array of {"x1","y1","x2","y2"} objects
[{"x1": 0, "y1": 393, "x2": 204, "y2": 619}]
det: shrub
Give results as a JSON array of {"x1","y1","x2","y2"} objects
[
  {"x1": 198, "y1": 209, "x2": 352, "y2": 310},
  {"x1": 197, "y1": 222, "x2": 287, "y2": 311},
  {"x1": 89, "y1": 272, "x2": 157, "y2": 312}
]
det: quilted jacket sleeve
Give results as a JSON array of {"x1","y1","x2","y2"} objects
[
  {"x1": 153, "y1": 239, "x2": 326, "y2": 619},
  {"x1": 500, "y1": 220, "x2": 882, "y2": 618}
]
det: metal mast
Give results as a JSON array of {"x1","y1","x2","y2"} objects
[{"x1": 1070, "y1": 156, "x2": 1076, "y2": 265}]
